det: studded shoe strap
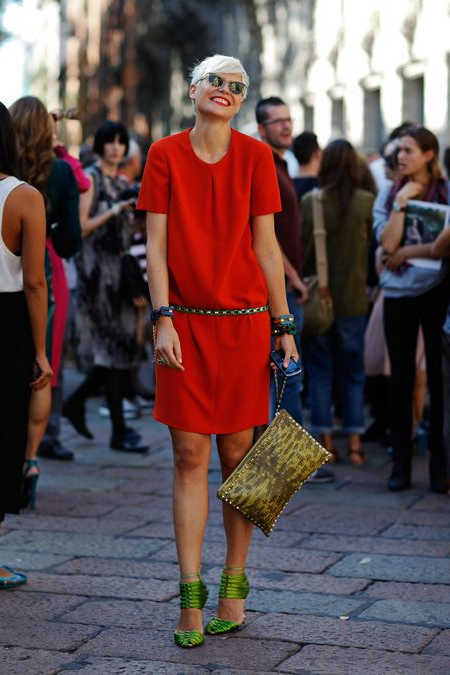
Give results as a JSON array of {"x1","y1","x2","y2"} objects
[
  {"x1": 179, "y1": 578, "x2": 208, "y2": 609},
  {"x1": 219, "y1": 571, "x2": 250, "y2": 599}
]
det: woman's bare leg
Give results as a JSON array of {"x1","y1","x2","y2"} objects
[
  {"x1": 24, "y1": 384, "x2": 52, "y2": 474},
  {"x1": 170, "y1": 427, "x2": 212, "y2": 633},
  {"x1": 216, "y1": 428, "x2": 254, "y2": 623}
]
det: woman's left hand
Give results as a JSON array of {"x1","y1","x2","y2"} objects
[
  {"x1": 385, "y1": 247, "x2": 409, "y2": 270},
  {"x1": 274, "y1": 333, "x2": 299, "y2": 369}
]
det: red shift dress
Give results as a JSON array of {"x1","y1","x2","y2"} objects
[{"x1": 137, "y1": 128, "x2": 281, "y2": 433}]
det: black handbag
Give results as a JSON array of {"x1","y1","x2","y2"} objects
[{"x1": 120, "y1": 253, "x2": 149, "y2": 304}]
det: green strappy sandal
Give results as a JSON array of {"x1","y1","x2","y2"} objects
[
  {"x1": 205, "y1": 567, "x2": 250, "y2": 635},
  {"x1": 174, "y1": 573, "x2": 208, "y2": 648}
]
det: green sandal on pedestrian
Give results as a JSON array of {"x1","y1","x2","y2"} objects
[
  {"x1": 205, "y1": 567, "x2": 250, "y2": 635},
  {"x1": 174, "y1": 573, "x2": 208, "y2": 648}
]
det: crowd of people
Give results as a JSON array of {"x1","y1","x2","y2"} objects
[{"x1": 0, "y1": 53, "x2": 449, "y2": 649}]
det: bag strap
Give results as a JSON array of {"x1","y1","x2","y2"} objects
[
  {"x1": 274, "y1": 371, "x2": 288, "y2": 415},
  {"x1": 312, "y1": 188, "x2": 329, "y2": 289}
]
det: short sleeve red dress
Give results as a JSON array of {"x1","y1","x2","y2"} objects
[{"x1": 137, "y1": 128, "x2": 281, "y2": 433}]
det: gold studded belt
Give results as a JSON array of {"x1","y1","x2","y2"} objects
[{"x1": 170, "y1": 304, "x2": 269, "y2": 316}]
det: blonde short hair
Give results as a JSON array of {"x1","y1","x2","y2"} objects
[{"x1": 190, "y1": 54, "x2": 249, "y2": 97}]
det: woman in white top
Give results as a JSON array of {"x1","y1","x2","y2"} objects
[{"x1": 0, "y1": 101, "x2": 52, "y2": 588}]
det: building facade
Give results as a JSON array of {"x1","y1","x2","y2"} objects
[{"x1": 22, "y1": 0, "x2": 450, "y2": 154}]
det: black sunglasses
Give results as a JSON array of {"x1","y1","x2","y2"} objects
[{"x1": 201, "y1": 73, "x2": 247, "y2": 97}]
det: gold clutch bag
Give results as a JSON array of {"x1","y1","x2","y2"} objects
[{"x1": 217, "y1": 408, "x2": 331, "y2": 537}]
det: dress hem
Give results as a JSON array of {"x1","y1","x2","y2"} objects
[{"x1": 153, "y1": 411, "x2": 269, "y2": 435}]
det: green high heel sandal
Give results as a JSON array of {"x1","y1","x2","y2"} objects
[
  {"x1": 174, "y1": 573, "x2": 208, "y2": 648},
  {"x1": 205, "y1": 567, "x2": 250, "y2": 635}
]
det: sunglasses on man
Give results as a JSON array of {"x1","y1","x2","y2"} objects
[{"x1": 199, "y1": 73, "x2": 247, "y2": 97}]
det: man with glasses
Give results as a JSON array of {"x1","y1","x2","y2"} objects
[{"x1": 256, "y1": 96, "x2": 335, "y2": 483}]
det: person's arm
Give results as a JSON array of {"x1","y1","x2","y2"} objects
[
  {"x1": 20, "y1": 186, "x2": 53, "y2": 389},
  {"x1": 80, "y1": 180, "x2": 133, "y2": 237},
  {"x1": 431, "y1": 227, "x2": 450, "y2": 258},
  {"x1": 385, "y1": 243, "x2": 435, "y2": 270},
  {"x1": 380, "y1": 181, "x2": 423, "y2": 253},
  {"x1": 281, "y1": 251, "x2": 308, "y2": 302},
  {"x1": 252, "y1": 213, "x2": 298, "y2": 367},
  {"x1": 146, "y1": 212, "x2": 183, "y2": 370}
]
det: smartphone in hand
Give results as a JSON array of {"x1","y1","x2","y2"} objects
[{"x1": 270, "y1": 349, "x2": 302, "y2": 377}]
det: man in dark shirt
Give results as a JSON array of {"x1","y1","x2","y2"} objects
[
  {"x1": 256, "y1": 96, "x2": 334, "y2": 483},
  {"x1": 292, "y1": 131, "x2": 321, "y2": 201}
]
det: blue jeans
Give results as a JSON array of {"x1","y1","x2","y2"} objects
[
  {"x1": 303, "y1": 315, "x2": 366, "y2": 435},
  {"x1": 270, "y1": 291, "x2": 304, "y2": 424}
]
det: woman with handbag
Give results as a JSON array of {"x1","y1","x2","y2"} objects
[
  {"x1": 63, "y1": 121, "x2": 148, "y2": 453},
  {"x1": 375, "y1": 125, "x2": 450, "y2": 493},
  {"x1": 301, "y1": 140, "x2": 374, "y2": 464},
  {"x1": 137, "y1": 54, "x2": 297, "y2": 648}
]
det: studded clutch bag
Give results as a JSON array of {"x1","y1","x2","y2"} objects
[{"x1": 217, "y1": 408, "x2": 331, "y2": 537}]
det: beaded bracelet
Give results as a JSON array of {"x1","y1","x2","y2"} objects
[{"x1": 271, "y1": 314, "x2": 297, "y2": 336}]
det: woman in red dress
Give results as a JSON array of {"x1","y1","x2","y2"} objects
[{"x1": 137, "y1": 54, "x2": 298, "y2": 648}]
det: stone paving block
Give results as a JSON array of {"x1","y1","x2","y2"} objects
[
  {"x1": 398, "y1": 510, "x2": 450, "y2": 527},
  {"x1": 0, "y1": 591, "x2": 85, "y2": 620},
  {"x1": 328, "y1": 553, "x2": 450, "y2": 584},
  {"x1": 39, "y1": 472, "x2": 123, "y2": 491},
  {"x1": 424, "y1": 630, "x2": 450, "y2": 655},
  {"x1": 0, "y1": 617, "x2": 100, "y2": 650},
  {"x1": 153, "y1": 541, "x2": 341, "y2": 573},
  {"x1": 276, "y1": 645, "x2": 450, "y2": 674},
  {"x1": 360, "y1": 599, "x2": 450, "y2": 628},
  {"x1": 53, "y1": 557, "x2": 180, "y2": 579},
  {"x1": 365, "y1": 582, "x2": 450, "y2": 603},
  {"x1": 59, "y1": 657, "x2": 209, "y2": 673},
  {"x1": 302, "y1": 533, "x2": 450, "y2": 557},
  {"x1": 77, "y1": 628, "x2": 297, "y2": 669},
  {"x1": 279, "y1": 504, "x2": 400, "y2": 536},
  {"x1": 0, "y1": 530, "x2": 166, "y2": 558},
  {"x1": 242, "y1": 612, "x2": 438, "y2": 652},
  {"x1": 18, "y1": 572, "x2": 178, "y2": 601},
  {"x1": 61, "y1": 598, "x2": 179, "y2": 629},
  {"x1": 290, "y1": 489, "x2": 418, "y2": 509},
  {"x1": 109, "y1": 505, "x2": 173, "y2": 523},
  {"x1": 6, "y1": 514, "x2": 145, "y2": 536},
  {"x1": 411, "y1": 495, "x2": 450, "y2": 512},
  {"x1": 203, "y1": 567, "x2": 369, "y2": 595},
  {"x1": 0, "y1": 549, "x2": 72, "y2": 570},
  {"x1": 0, "y1": 647, "x2": 74, "y2": 675},
  {"x1": 251, "y1": 529, "x2": 307, "y2": 548},
  {"x1": 382, "y1": 523, "x2": 450, "y2": 541},
  {"x1": 211, "y1": 672, "x2": 274, "y2": 675},
  {"x1": 238, "y1": 588, "x2": 366, "y2": 615}
]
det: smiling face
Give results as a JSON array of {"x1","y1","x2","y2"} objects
[
  {"x1": 397, "y1": 136, "x2": 434, "y2": 178},
  {"x1": 190, "y1": 72, "x2": 244, "y2": 121}
]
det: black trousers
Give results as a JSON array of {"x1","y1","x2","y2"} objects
[
  {"x1": 384, "y1": 280, "x2": 449, "y2": 476},
  {"x1": 0, "y1": 292, "x2": 34, "y2": 519}
]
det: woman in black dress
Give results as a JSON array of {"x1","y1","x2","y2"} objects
[{"x1": 0, "y1": 102, "x2": 51, "y2": 587}]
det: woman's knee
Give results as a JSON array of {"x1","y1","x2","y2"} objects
[{"x1": 173, "y1": 441, "x2": 208, "y2": 476}]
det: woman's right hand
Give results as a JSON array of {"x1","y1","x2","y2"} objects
[
  {"x1": 395, "y1": 181, "x2": 423, "y2": 207},
  {"x1": 31, "y1": 354, "x2": 53, "y2": 391},
  {"x1": 154, "y1": 318, "x2": 184, "y2": 371}
]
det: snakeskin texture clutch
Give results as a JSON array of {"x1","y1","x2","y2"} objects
[{"x1": 217, "y1": 410, "x2": 331, "y2": 536}]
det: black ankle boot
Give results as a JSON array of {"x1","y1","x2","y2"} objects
[
  {"x1": 62, "y1": 397, "x2": 94, "y2": 439},
  {"x1": 429, "y1": 456, "x2": 448, "y2": 494},
  {"x1": 388, "y1": 458, "x2": 411, "y2": 491}
]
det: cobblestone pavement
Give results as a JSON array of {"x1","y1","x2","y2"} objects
[{"x1": 1, "y1": 373, "x2": 450, "y2": 674}]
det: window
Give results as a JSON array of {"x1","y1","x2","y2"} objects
[
  {"x1": 402, "y1": 76, "x2": 424, "y2": 125},
  {"x1": 303, "y1": 103, "x2": 314, "y2": 131},
  {"x1": 331, "y1": 98, "x2": 345, "y2": 137},
  {"x1": 363, "y1": 88, "x2": 385, "y2": 153}
]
